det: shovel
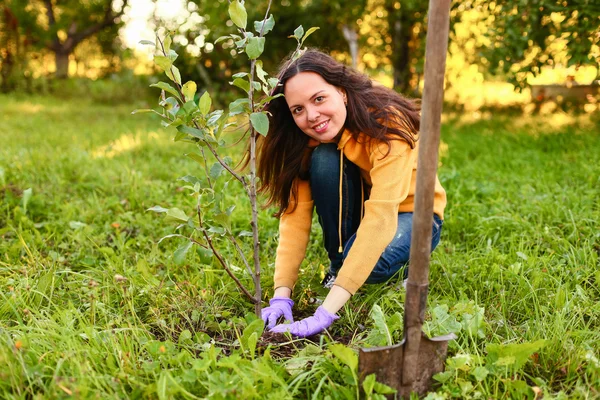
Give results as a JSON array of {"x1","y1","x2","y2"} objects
[{"x1": 358, "y1": 0, "x2": 455, "y2": 397}]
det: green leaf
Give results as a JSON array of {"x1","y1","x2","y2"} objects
[
  {"x1": 166, "y1": 49, "x2": 178, "y2": 62},
  {"x1": 209, "y1": 162, "x2": 224, "y2": 182},
  {"x1": 215, "y1": 35, "x2": 231, "y2": 44},
  {"x1": 147, "y1": 205, "x2": 169, "y2": 213},
  {"x1": 229, "y1": 98, "x2": 250, "y2": 115},
  {"x1": 471, "y1": 366, "x2": 489, "y2": 382},
  {"x1": 362, "y1": 374, "x2": 376, "y2": 395},
  {"x1": 131, "y1": 109, "x2": 156, "y2": 115},
  {"x1": 235, "y1": 38, "x2": 247, "y2": 49},
  {"x1": 506, "y1": 379, "x2": 534, "y2": 399},
  {"x1": 371, "y1": 304, "x2": 392, "y2": 346},
  {"x1": 433, "y1": 370, "x2": 453, "y2": 383},
  {"x1": 301, "y1": 27, "x2": 320, "y2": 45},
  {"x1": 255, "y1": 61, "x2": 268, "y2": 84},
  {"x1": 199, "y1": 91, "x2": 212, "y2": 115},
  {"x1": 247, "y1": 332, "x2": 258, "y2": 359},
  {"x1": 163, "y1": 35, "x2": 172, "y2": 53},
  {"x1": 267, "y1": 77, "x2": 279, "y2": 89},
  {"x1": 166, "y1": 65, "x2": 182, "y2": 84},
  {"x1": 69, "y1": 221, "x2": 87, "y2": 230},
  {"x1": 182, "y1": 81, "x2": 197, "y2": 103},
  {"x1": 246, "y1": 37, "x2": 265, "y2": 59},
  {"x1": 183, "y1": 100, "x2": 197, "y2": 115},
  {"x1": 22, "y1": 187, "x2": 32, "y2": 215},
  {"x1": 486, "y1": 340, "x2": 546, "y2": 373},
  {"x1": 172, "y1": 125, "x2": 187, "y2": 138},
  {"x1": 241, "y1": 318, "x2": 264, "y2": 351},
  {"x1": 165, "y1": 208, "x2": 189, "y2": 223},
  {"x1": 174, "y1": 241, "x2": 192, "y2": 265},
  {"x1": 232, "y1": 78, "x2": 250, "y2": 93},
  {"x1": 207, "y1": 110, "x2": 224, "y2": 126},
  {"x1": 186, "y1": 152, "x2": 205, "y2": 166},
  {"x1": 207, "y1": 226, "x2": 226, "y2": 235},
  {"x1": 157, "y1": 371, "x2": 169, "y2": 400},
  {"x1": 178, "y1": 175, "x2": 201, "y2": 185},
  {"x1": 151, "y1": 82, "x2": 181, "y2": 100},
  {"x1": 373, "y1": 381, "x2": 397, "y2": 395},
  {"x1": 329, "y1": 344, "x2": 357, "y2": 370},
  {"x1": 228, "y1": 0, "x2": 247, "y2": 29},
  {"x1": 254, "y1": 14, "x2": 275, "y2": 35},
  {"x1": 213, "y1": 212, "x2": 231, "y2": 231},
  {"x1": 177, "y1": 125, "x2": 206, "y2": 140},
  {"x1": 154, "y1": 55, "x2": 172, "y2": 71},
  {"x1": 425, "y1": 304, "x2": 462, "y2": 336},
  {"x1": 293, "y1": 25, "x2": 304, "y2": 40},
  {"x1": 139, "y1": 40, "x2": 155, "y2": 46},
  {"x1": 516, "y1": 251, "x2": 528, "y2": 260},
  {"x1": 250, "y1": 112, "x2": 269, "y2": 136},
  {"x1": 157, "y1": 234, "x2": 186, "y2": 244},
  {"x1": 196, "y1": 247, "x2": 214, "y2": 264}
]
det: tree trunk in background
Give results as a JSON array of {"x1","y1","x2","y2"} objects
[
  {"x1": 55, "y1": 50, "x2": 70, "y2": 79},
  {"x1": 342, "y1": 25, "x2": 359, "y2": 70},
  {"x1": 386, "y1": 2, "x2": 414, "y2": 94},
  {"x1": 43, "y1": 0, "x2": 129, "y2": 78}
]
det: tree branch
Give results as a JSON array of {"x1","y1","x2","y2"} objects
[
  {"x1": 227, "y1": 233, "x2": 253, "y2": 278},
  {"x1": 197, "y1": 204, "x2": 257, "y2": 304},
  {"x1": 65, "y1": 0, "x2": 130, "y2": 51},
  {"x1": 44, "y1": 0, "x2": 60, "y2": 51}
]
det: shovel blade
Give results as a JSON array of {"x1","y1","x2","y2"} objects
[{"x1": 359, "y1": 333, "x2": 455, "y2": 399}]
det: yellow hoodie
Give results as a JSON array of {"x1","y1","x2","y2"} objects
[{"x1": 273, "y1": 129, "x2": 446, "y2": 295}]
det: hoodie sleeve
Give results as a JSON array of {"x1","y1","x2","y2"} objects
[
  {"x1": 273, "y1": 179, "x2": 314, "y2": 290},
  {"x1": 334, "y1": 139, "x2": 417, "y2": 294}
]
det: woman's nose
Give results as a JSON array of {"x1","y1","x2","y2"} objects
[{"x1": 307, "y1": 106, "x2": 320, "y2": 122}]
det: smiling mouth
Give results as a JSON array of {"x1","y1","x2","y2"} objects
[{"x1": 313, "y1": 120, "x2": 329, "y2": 133}]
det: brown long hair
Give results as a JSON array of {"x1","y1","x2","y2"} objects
[{"x1": 257, "y1": 49, "x2": 420, "y2": 217}]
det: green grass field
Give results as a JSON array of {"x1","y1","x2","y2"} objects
[{"x1": 1, "y1": 94, "x2": 599, "y2": 399}]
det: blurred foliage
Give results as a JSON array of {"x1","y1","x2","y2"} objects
[
  {"x1": 1, "y1": 0, "x2": 598, "y2": 99},
  {"x1": 469, "y1": 0, "x2": 600, "y2": 90},
  {"x1": 1, "y1": 0, "x2": 129, "y2": 82}
]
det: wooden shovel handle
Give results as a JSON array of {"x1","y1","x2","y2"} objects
[{"x1": 403, "y1": 0, "x2": 452, "y2": 386}]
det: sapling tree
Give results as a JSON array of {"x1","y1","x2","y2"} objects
[{"x1": 134, "y1": 0, "x2": 318, "y2": 317}]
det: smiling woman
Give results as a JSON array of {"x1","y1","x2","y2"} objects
[
  {"x1": 284, "y1": 72, "x2": 348, "y2": 144},
  {"x1": 256, "y1": 50, "x2": 446, "y2": 337}
]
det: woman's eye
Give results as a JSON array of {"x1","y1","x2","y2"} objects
[
  {"x1": 293, "y1": 107, "x2": 303, "y2": 115},
  {"x1": 315, "y1": 96, "x2": 324, "y2": 103}
]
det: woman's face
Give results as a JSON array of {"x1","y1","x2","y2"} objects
[{"x1": 284, "y1": 71, "x2": 347, "y2": 143}]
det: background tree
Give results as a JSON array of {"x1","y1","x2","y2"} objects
[
  {"x1": 0, "y1": 5, "x2": 24, "y2": 91},
  {"x1": 5, "y1": 0, "x2": 130, "y2": 78},
  {"x1": 473, "y1": 0, "x2": 600, "y2": 89}
]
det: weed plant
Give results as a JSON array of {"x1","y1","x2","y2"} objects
[{"x1": 1, "y1": 95, "x2": 599, "y2": 398}]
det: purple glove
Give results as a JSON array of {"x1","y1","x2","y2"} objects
[
  {"x1": 261, "y1": 297, "x2": 295, "y2": 329},
  {"x1": 270, "y1": 306, "x2": 339, "y2": 337}
]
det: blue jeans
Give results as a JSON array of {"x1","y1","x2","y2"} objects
[{"x1": 310, "y1": 143, "x2": 443, "y2": 284}]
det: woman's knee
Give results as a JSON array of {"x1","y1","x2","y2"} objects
[
  {"x1": 311, "y1": 143, "x2": 340, "y2": 171},
  {"x1": 310, "y1": 143, "x2": 341, "y2": 188}
]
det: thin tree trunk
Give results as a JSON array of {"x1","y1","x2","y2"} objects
[
  {"x1": 342, "y1": 25, "x2": 359, "y2": 69},
  {"x1": 387, "y1": 2, "x2": 413, "y2": 93},
  {"x1": 55, "y1": 51, "x2": 70, "y2": 79}
]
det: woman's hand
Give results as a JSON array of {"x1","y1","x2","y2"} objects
[
  {"x1": 261, "y1": 297, "x2": 295, "y2": 329},
  {"x1": 270, "y1": 306, "x2": 338, "y2": 337},
  {"x1": 270, "y1": 285, "x2": 351, "y2": 337}
]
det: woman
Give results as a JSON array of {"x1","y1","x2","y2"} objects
[{"x1": 258, "y1": 49, "x2": 446, "y2": 337}]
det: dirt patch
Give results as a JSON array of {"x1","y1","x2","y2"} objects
[{"x1": 0, "y1": 184, "x2": 23, "y2": 198}]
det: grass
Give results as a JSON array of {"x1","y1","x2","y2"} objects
[{"x1": 1, "y1": 94, "x2": 599, "y2": 399}]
